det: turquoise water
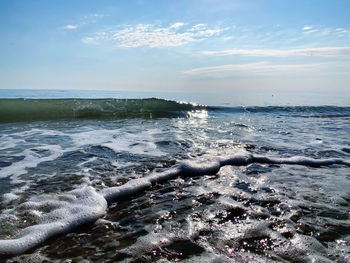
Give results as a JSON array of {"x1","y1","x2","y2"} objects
[{"x1": 0, "y1": 89, "x2": 350, "y2": 262}]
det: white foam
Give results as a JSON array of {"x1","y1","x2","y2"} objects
[
  {"x1": 102, "y1": 128, "x2": 166, "y2": 156},
  {"x1": 0, "y1": 135, "x2": 24, "y2": 150},
  {"x1": 102, "y1": 167, "x2": 182, "y2": 203},
  {"x1": 94, "y1": 152, "x2": 350, "y2": 205},
  {"x1": 77, "y1": 156, "x2": 98, "y2": 167},
  {"x1": 147, "y1": 167, "x2": 181, "y2": 184},
  {"x1": 111, "y1": 161, "x2": 137, "y2": 168},
  {"x1": 103, "y1": 141, "x2": 164, "y2": 156},
  {"x1": 219, "y1": 152, "x2": 255, "y2": 166},
  {"x1": 1, "y1": 151, "x2": 349, "y2": 256},
  {"x1": 180, "y1": 158, "x2": 221, "y2": 176},
  {"x1": 0, "y1": 187, "x2": 107, "y2": 256},
  {"x1": 69, "y1": 128, "x2": 166, "y2": 156},
  {"x1": 0, "y1": 145, "x2": 64, "y2": 180},
  {"x1": 102, "y1": 177, "x2": 152, "y2": 203},
  {"x1": 1, "y1": 193, "x2": 19, "y2": 203},
  {"x1": 69, "y1": 129, "x2": 116, "y2": 147},
  {"x1": 0, "y1": 127, "x2": 166, "y2": 183},
  {"x1": 0, "y1": 184, "x2": 31, "y2": 210}
]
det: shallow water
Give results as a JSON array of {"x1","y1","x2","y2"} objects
[{"x1": 0, "y1": 99, "x2": 350, "y2": 262}]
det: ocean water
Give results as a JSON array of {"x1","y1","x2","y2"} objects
[{"x1": 0, "y1": 90, "x2": 350, "y2": 262}]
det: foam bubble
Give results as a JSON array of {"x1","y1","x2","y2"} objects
[
  {"x1": 102, "y1": 167, "x2": 182, "y2": 203},
  {"x1": 1, "y1": 193, "x2": 19, "y2": 204},
  {"x1": 0, "y1": 135, "x2": 23, "y2": 150},
  {"x1": 0, "y1": 145, "x2": 64, "y2": 180},
  {"x1": 103, "y1": 177, "x2": 152, "y2": 203},
  {"x1": 111, "y1": 161, "x2": 137, "y2": 168},
  {"x1": 147, "y1": 167, "x2": 181, "y2": 184},
  {"x1": 1, "y1": 151, "x2": 349, "y2": 256},
  {"x1": 180, "y1": 158, "x2": 221, "y2": 176},
  {"x1": 70, "y1": 128, "x2": 166, "y2": 156},
  {"x1": 0, "y1": 187, "x2": 107, "y2": 256}
]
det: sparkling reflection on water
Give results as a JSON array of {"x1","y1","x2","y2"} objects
[{"x1": 1, "y1": 109, "x2": 350, "y2": 262}]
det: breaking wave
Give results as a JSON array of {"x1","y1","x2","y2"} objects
[
  {"x1": 0, "y1": 98, "x2": 206, "y2": 123},
  {"x1": 1, "y1": 98, "x2": 350, "y2": 123}
]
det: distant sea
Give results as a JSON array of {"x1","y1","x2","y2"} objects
[{"x1": 0, "y1": 89, "x2": 349, "y2": 262}]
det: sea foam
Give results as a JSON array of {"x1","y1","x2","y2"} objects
[
  {"x1": 0, "y1": 187, "x2": 107, "y2": 255},
  {"x1": 0, "y1": 152, "x2": 349, "y2": 256}
]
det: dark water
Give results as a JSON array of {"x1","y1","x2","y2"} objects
[{"x1": 0, "y1": 98, "x2": 349, "y2": 262}]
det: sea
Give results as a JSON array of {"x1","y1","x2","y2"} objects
[{"x1": 0, "y1": 89, "x2": 349, "y2": 262}]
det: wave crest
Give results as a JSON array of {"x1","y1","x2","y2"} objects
[{"x1": 0, "y1": 98, "x2": 206, "y2": 123}]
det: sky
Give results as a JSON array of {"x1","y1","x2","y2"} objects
[{"x1": 1, "y1": 0, "x2": 350, "y2": 104}]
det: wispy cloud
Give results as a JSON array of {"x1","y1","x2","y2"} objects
[
  {"x1": 336, "y1": 28, "x2": 350, "y2": 33},
  {"x1": 183, "y1": 62, "x2": 321, "y2": 75},
  {"x1": 81, "y1": 32, "x2": 106, "y2": 44},
  {"x1": 303, "y1": 25, "x2": 313, "y2": 31},
  {"x1": 61, "y1": 14, "x2": 105, "y2": 31},
  {"x1": 335, "y1": 28, "x2": 350, "y2": 37},
  {"x1": 81, "y1": 37, "x2": 96, "y2": 44},
  {"x1": 82, "y1": 23, "x2": 225, "y2": 48},
  {"x1": 62, "y1": 24, "x2": 78, "y2": 30},
  {"x1": 302, "y1": 25, "x2": 350, "y2": 37},
  {"x1": 303, "y1": 27, "x2": 319, "y2": 34},
  {"x1": 169, "y1": 22, "x2": 185, "y2": 29},
  {"x1": 202, "y1": 47, "x2": 350, "y2": 58}
]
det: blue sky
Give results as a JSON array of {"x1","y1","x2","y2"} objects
[{"x1": 1, "y1": 0, "x2": 350, "y2": 102}]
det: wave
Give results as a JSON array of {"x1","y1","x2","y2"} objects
[
  {"x1": 1, "y1": 98, "x2": 349, "y2": 123},
  {"x1": 1, "y1": 152, "x2": 349, "y2": 256},
  {"x1": 0, "y1": 98, "x2": 207, "y2": 123},
  {"x1": 212, "y1": 105, "x2": 350, "y2": 117}
]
